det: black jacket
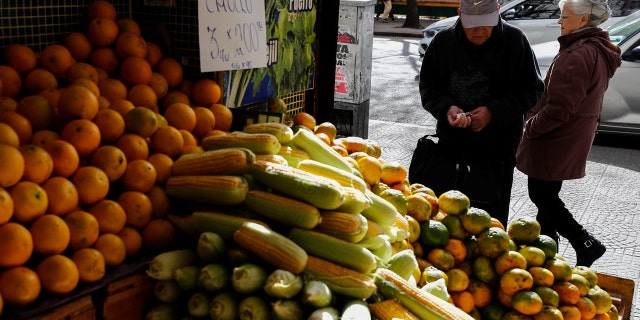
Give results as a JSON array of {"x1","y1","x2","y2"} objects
[{"x1": 419, "y1": 18, "x2": 544, "y2": 163}]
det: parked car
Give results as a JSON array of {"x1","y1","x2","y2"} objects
[
  {"x1": 418, "y1": 0, "x2": 640, "y2": 56},
  {"x1": 532, "y1": 11, "x2": 640, "y2": 136}
]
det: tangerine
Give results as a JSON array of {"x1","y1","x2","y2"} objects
[
  {"x1": 71, "y1": 166, "x2": 110, "y2": 205},
  {"x1": 118, "y1": 190, "x2": 153, "y2": 229},
  {"x1": 120, "y1": 159, "x2": 157, "y2": 193},
  {"x1": 500, "y1": 268, "x2": 534, "y2": 296},
  {"x1": 66, "y1": 62, "x2": 99, "y2": 84},
  {"x1": 191, "y1": 78, "x2": 222, "y2": 106},
  {"x1": 70, "y1": 248, "x2": 106, "y2": 283},
  {"x1": 60, "y1": 118, "x2": 102, "y2": 157},
  {"x1": 0, "y1": 266, "x2": 41, "y2": 307},
  {"x1": 10, "y1": 181, "x2": 48, "y2": 224},
  {"x1": 0, "y1": 222, "x2": 34, "y2": 268},
  {"x1": 90, "y1": 47, "x2": 120, "y2": 76},
  {"x1": 98, "y1": 77, "x2": 127, "y2": 102},
  {"x1": 124, "y1": 106, "x2": 159, "y2": 138},
  {"x1": 0, "y1": 110, "x2": 33, "y2": 145},
  {"x1": 42, "y1": 176, "x2": 79, "y2": 216},
  {"x1": 92, "y1": 233, "x2": 127, "y2": 267},
  {"x1": 147, "y1": 153, "x2": 173, "y2": 186},
  {"x1": 157, "y1": 58, "x2": 183, "y2": 88},
  {"x1": 57, "y1": 85, "x2": 100, "y2": 121},
  {"x1": 37, "y1": 254, "x2": 80, "y2": 295},
  {"x1": 24, "y1": 68, "x2": 58, "y2": 95},
  {"x1": 63, "y1": 32, "x2": 93, "y2": 62},
  {"x1": 150, "y1": 125, "x2": 184, "y2": 159},
  {"x1": 93, "y1": 108, "x2": 126, "y2": 144},
  {"x1": 64, "y1": 210, "x2": 100, "y2": 250},
  {"x1": 30, "y1": 214, "x2": 71, "y2": 256},
  {"x1": 89, "y1": 199, "x2": 127, "y2": 234},
  {"x1": 0, "y1": 66, "x2": 21, "y2": 98},
  {"x1": 0, "y1": 144, "x2": 25, "y2": 188},
  {"x1": 43, "y1": 139, "x2": 80, "y2": 178},
  {"x1": 38, "y1": 44, "x2": 74, "y2": 78},
  {"x1": 115, "y1": 31, "x2": 148, "y2": 59},
  {"x1": 209, "y1": 103, "x2": 233, "y2": 131},
  {"x1": 0, "y1": 187, "x2": 13, "y2": 224},
  {"x1": 16, "y1": 95, "x2": 55, "y2": 131},
  {"x1": 127, "y1": 84, "x2": 158, "y2": 111},
  {"x1": 438, "y1": 190, "x2": 471, "y2": 216},
  {"x1": 117, "y1": 226, "x2": 142, "y2": 259},
  {"x1": 164, "y1": 102, "x2": 196, "y2": 132},
  {"x1": 87, "y1": 17, "x2": 119, "y2": 47},
  {"x1": 120, "y1": 56, "x2": 152, "y2": 86},
  {"x1": 4, "y1": 44, "x2": 37, "y2": 74},
  {"x1": 141, "y1": 219, "x2": 176, "y2": 252},
  {"x1": 116, "y1": 133, "x2": 149, "y2": 161}
]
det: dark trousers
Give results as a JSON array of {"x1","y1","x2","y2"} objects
[
  {"x1": 527, "y1": 177, "x2": 584, "y2": 239},
  {"x1": 472, "y1": 161, "x2": 514, "y2": 228}
]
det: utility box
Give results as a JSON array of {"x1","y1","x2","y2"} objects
[{"x1": 334, "y1": 0, "x2": 376, "y2": 138}]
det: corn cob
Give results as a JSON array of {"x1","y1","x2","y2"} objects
[
  {"x1": 335, "y1": 186, "x2": 371, "y2": 214},
  {"x1": 191, "y1": 210, "x2": 269, "y2": 240},
  {"x1": 288, "y1": 228, "x2": 378, "y2": 274},
  {"x1": 303, "y1": 255, "x2": 377, "y2": 299},
  {"x1": 201, "y1": 132, "x2": 281, "y2": 155},
  {"x1": 242, "y1": 122, "x2": 294, "y2": 144},
  {"x1": 248, "y1": 160, "x2": 345, "y2": 210},
  {"x1": 172, "y1": 148, "x2": 255, "y2": 176},
  {"x1": 146, "y1": 249, "x2": 200, "y2": 280},
  {"x1": 290, "y1": 129, "x2": 353, "y2": 173},
  {"x1": 255, "y1": 154, "x2": 288, "y2": 166},
  {"x1": 315, "y1": 211, "x2": 368, "y2": 243},
  {"x1": 296, "y1": 159, "x2": 368, "y2": 193},
  {"x1": 366, "y1": 219, "x2": 385, "y2": 237},
  {"x1": 233, "y1": 221, "x2": 308, "y2": 274},
  {"x1": 368, "y1": 299, "x2": 419, "y2": 320},
  {"x1": 374, "y1": 268, "x2": 475, "y2": 320},
  {"x1": 361, "y1": 189, "x2": 399, "y2": 228},
  {"x1": 277, "y1": 146, "x2": 310, "y2": 168},
  {"x1": 244, "y1": 190, "x2": 322, "y2": 229},
  {"x1": 165, "y1": 175, "x2": 248, "y2": 206}
]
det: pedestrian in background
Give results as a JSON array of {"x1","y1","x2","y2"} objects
[
  {"x1": 380, "y1": 0, "x2": 393, "y2": 22},
  {"x1": 415, "y1": 0, "x2": 544, "y2": 227},
  {"x1": 516, "y1": 0, "x2": 621, "y2": 267}
]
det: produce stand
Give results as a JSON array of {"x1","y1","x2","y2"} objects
[{"x1": 596, "y1": 272, "x2": 635, "y2": 320}]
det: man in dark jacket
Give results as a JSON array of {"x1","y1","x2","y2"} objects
[{"x1": 416, "y1": 0, "x2": 544, "y2": 226}]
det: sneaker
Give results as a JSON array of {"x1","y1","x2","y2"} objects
[
  {"x1": 570, "y1": 230, "x2": 606, "y2": 267},
  {"x1": 380, "y1": 18, "x2": 390, "y2": 23}
]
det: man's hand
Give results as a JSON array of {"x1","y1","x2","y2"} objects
[
  {"x1": 447, "y1": 105, "x2": 472, "y2": 128},
  {"x1": 467, "y1": 106, "x2": 492, "y2": 132}
]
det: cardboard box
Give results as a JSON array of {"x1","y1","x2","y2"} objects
[
  {"x1": 100, "y1": 273, "x2": 154, "y2": 320},
  {"x1": 596, "y1": 272, "x2": 635, "y2": 320},
  {"x1": 27, "y1": 295, "x2": 95, "y2": 320}
]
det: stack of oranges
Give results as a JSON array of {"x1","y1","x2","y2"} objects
[{"x1": 0, "y1": 0, "x2": 235, "y2": 312}]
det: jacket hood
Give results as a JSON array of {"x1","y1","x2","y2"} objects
[{"x1": 559, "y1": 28, "x2": 622, "y2": 78}]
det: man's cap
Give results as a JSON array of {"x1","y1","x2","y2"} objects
[{"x1": 460, "y1": 0, "x2": 499, "y2": 28}]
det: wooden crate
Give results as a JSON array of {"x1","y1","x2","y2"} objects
[
  {"x1": 100, "y1": 273, "x2": 154, "y2": 320},
  {"x1": 597, "y1": 272, "x2": 635, "y2": 320},
  {"x1": 27, "y1": 295, "x2": 95, "y2": 320}
]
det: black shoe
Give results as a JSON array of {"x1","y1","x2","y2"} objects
[
  {"x1": 570, "y1": 230, "x2": 606, "y2": 267},
  {"x1": 380, "y1": 18, "x2": 390, "y2": 23}
]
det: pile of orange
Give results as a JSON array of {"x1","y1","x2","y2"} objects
[{"x1": 0, "y1": 0, "x2": 235, "y2": 311}]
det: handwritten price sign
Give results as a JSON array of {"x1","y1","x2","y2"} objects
[{"x1": 198, "y1": 0, "x2": 268, "y2": 72}]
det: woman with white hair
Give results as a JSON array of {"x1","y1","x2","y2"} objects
[{"x1": 516, "y1": 0, "x2": 622, "y2": 267}]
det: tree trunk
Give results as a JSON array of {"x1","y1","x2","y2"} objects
[{"x1": 402, "y1": 0, "x2": 423, "y2": 29}]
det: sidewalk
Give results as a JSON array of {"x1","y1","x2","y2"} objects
[{"x1": 373, "y1": 17, "x2": 436, "y2": 38}]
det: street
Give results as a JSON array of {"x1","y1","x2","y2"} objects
[{"x1": 367, "y1": 35, "x2": 640, "y2": 319}]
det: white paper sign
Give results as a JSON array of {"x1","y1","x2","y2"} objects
[{"x1": 198, "y1": 0, "x2": 268, "y2": 72}]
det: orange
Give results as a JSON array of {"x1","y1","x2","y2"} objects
[
  {"x1": 559, "y1": 305, "x2": 582, "y2": 320},
  {"x1": 42, "y1": 176, "x2": 79, "y2": 216},
  {"x1": 156, "y1": 58, "x2": 184, "y2": 88},
  {"x1": 90, "y1": 145, "x2": 127, "y2": 182},
  {"x1": 426, "y1": 247, "x2": 455, "y2": 271},
  {"x1": 528, "y1": 266, "x2": 555, "y2": 287},
  {"x1": 141, "y1": 218, "x2": 176, "y2": 252},
  {"x1": 108, "y1": 98, "x2": 135, "y2": 116},
  {"x1": 115, "y1": 31, "x2": 148, "y2": 59},
  {"x1": 451, "y1": 290, "x2": 475, "y2": 313},
  {"x1": 147, "y1": 185, "x2": 171, "y2": 219},
  {"x1": 0, "y1": 222, "x2": 34, "y2": 268},
  {"x1": 477, "y1": 227, "x2": 511, "y2": 258},
  {"x1": 519, "y1": 246, "x2": 547, "y2": 268},
  {"x1": 60, "y1": 119, "x2": 101, "y2": 157},
  {"x1": 164, "y1": 102, "x2": 196, "y2": 132},
  {"x1": 38, "y1": 88, "x2": 61, "y2": 111},
  {"x1": 0, "y1": 266, "x2": 41, "y2": 307},
  {"x1": 116, "y1": 133, "x2": 149, "y2": 161},
  {"x1": 512, "y1": 290, "x2": 543, "y2": 315},
  {"x1": 356, "y1": 155, "x2": 383, "y2": 186},
  {"x1": 569, "y1": 273, "x2": 591, "y2": 297},
  {"x1": 0, "y1": 144, "x2": 24, "y2": 188},
  {"x1": 37, "y1": 254, "x2": 80, "y2": 295},
  {"x1": 18, "y1": 144, "x2": 54, "y2": 184},
  {"x1": 10, "y1": 181, "x2": 48, "y2": 224},
  {"x1": 71, "y1": 78, "x2": 101, "y2": 104},
  {"x1": 494, "y1": 250, "x2": 528, "y2": 275},
  {"x1": 293, "y1": 112, "x2": 316, "y2": 130},
  {"x1": 4, "y1": 44, "x2": 37, "y2": 74},
  {"x1": 190, "y1": 106, "x2": 216, "y2": 138},
  {"x1": 468, "y1": 278, "x2": 493, "y2": 308},
  {"x1": 552, "y1": 281, "x2": 581, "y2": 305},
  {"x1": 161, "y1": 90, "x2": 190, "y2": 110},
  {"x1": 0, "y1": 66, "x2": 21, "y2": 98},
  {"x1": 150, "y1": 125, "x2": 184, "y2": 159},
  {"x1": 571, "y1": 266, "x2": 599, "y2": 288},
  {"x1": 39, "y1": 44, "x2": 74, "y2": 78},
  {"x1": 16, "y1": 94, "x2": 55, "y2": 131},
  {"x1": 0, "y1": 187, "x2": 13, "y2": 224},
  {"x1": 544, "y1": 258, "x2": 573, "y2": 283},
  {"x1": 87, "y1": 17, "x2": 119, "y2": 47},
  {"x1": 0, "y1": 97, "x2": 18, "y2": 112},
  {"x1": 124, "y1": 106, "x2": 159, "y2": 138},
  {"x1": 92, "y1": 233, "x2": 127, "y2": 267},
  {"x1": 63, "y1": 32, "x2": 93, "y2": 62},
  {"x1": 98, "y1": 77, "x2": 127, "y2": 102},
  {"x1": 147, "y1": 153, "x2": 173, "y2": 187},
  {"x1": 0, "y1": 123, "x2": 20, "y2": 147},
  {"x1": 89, "y1": 199, "x2": 127, "y2": 234},
  {"x1": 66, "y1": 62, "x2": 99, "y2": 84},
  {"x1": 181, "y1": 145, "x2": 204, "y2": 155},
  {"x1": 43, "y1": 139, "x2": 80, "y2": 178},
  {"x1": 117, "y1": 226, "x2": 143, "y2": 259},
  {"x1": 24, "y1": 68, "x2": 58, "y2": 96},
  {"x1": 443, "y1": 238, "x2": 467, "y2": 264},
  {"x1": 446, "y1": 268, "x2": 470, "y2": 292},
  {"x1": 145, "y1": 42, "x2": 163, "y2": 68},
  {"x1": 64, "y1": 210, "x2": 100, "y2": 250},
  {"x1": 0, "y1": 110, "x2": 33, "y2": 145},
  {"x1": 179, "y1": 129, "x2": 199, "y2": 147},
  {"x1": 70, "y1": 248, "x2": 106, "y2": 283},
  {"x1": 72, "y1": 166, "x2": 110, "y2": 205},
  {"x1": 93, "y1": 108, "x2": 125, "y2": 144},
  {"x1": 87, "y1": 0, "x2": 117, "y2": 21},
  {"x1": 419, "y1": 219, "x2": 449, "y2": 248},
  {"x1": 57, "y1": 85, "x2": 100, "y2": 121},
  {"x1": 500, "y1": 268, "x2": 534, "y2": 296},
  {"x1": 120, "y1": 56, "x2": 153, "y2": 86},
  {"x1": 576, "y1": 296, "x2": 597, "y2": 319},
  {"x1": 121, "y1": 159, "x2": 157, "y2": 193},
  {"x1": 118, "y1": 190, "x2": 153, "y2": 229},
  {"x1": 380, "y1": 161, "x2": 408, "y2": 187},
  {"x1": 90, "y1": 47, "x2": 120, "y2": 76},
  {"x1": 191, "y1": 78, "x2": 222, "y2": 106},
  {"x1": 149, "y1": 72, "x2": 169, "y2": 100},
  {"x1": 117, "y1": 18, "x2": 141, "y2": 35},
  {"x1": 127, "y1": 84, "x2": 158, "y2": 111},
  {"x1": 29, "y1": 214, "x2": 70, "y2": 256}
]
